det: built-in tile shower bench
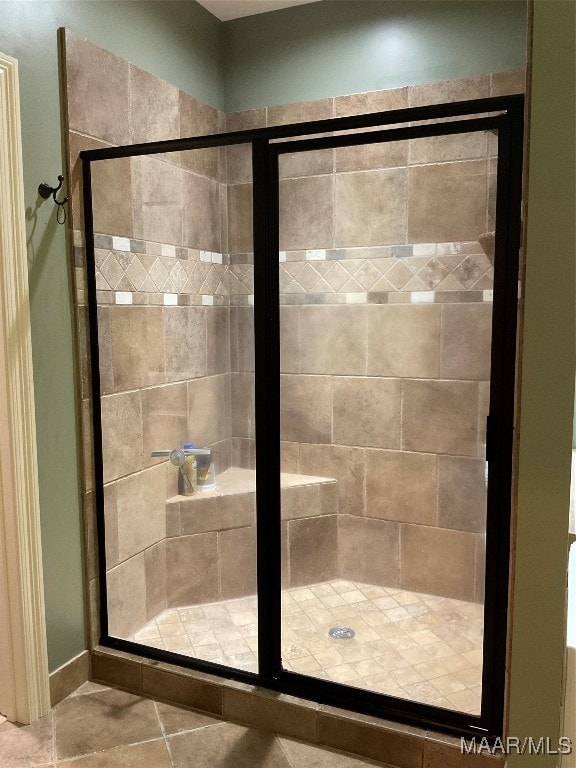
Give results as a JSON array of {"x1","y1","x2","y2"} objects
[{"x1": 163, "y1": 467, "x2": 339, "y2": 606}]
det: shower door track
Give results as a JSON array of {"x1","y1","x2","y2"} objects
[{"x1": 82, "y1": 94, "x2": 524, "y2": 741}]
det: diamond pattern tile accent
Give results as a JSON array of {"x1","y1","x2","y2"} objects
[
  {"x1": 324, "y1": 262, "x2": 350, "y2": 291},
  {"x1": 99, "y1": 254, "x2": 124, "y2": 290},
  {"x1": 383, "y1": 261, "x2": 414, "y2": 290},
  {"x1": 149, "y1": 258, "x2": 170, "y2": 291},
  {"x1": 92, "y1": 233, "x2": 493, "y2": 303},
  {"x1": 352, "y1": 260, "x2": 384, "y2": 290},
  {"x1": 125, "y1": 257, "x2": 148, "y2": 291}
]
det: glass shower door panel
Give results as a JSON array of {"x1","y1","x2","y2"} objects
[
  {"x1": 91, "y1": 144, "x2": 258, "y2": 673},
  {"x1": 278, "y1": 131, "x2": 495, "y2": 714}
]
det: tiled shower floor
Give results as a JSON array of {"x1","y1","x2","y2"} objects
[{"x1": 132, "y1": 580, "x2": 483, "y2": 714}]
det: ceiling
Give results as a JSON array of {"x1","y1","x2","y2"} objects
[{"x1": 196, "y1": 0, "x2": 322, "y2": 22}]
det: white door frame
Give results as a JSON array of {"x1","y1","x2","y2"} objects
[{"x1": 0, "y1": 51, "x2": 50, "y2": 724}]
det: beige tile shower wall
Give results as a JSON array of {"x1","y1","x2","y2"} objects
[
  {"x1": 227, "y1": 70, "x2": 524, "y2": 603},
  {"x1": 64, "y1": 31, "x2": 233, "y2": 638}
]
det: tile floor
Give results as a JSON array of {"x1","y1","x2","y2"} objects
[
  {"x1": 132, "y1": 579, "x2": 483, "y2": 714},
  {"x1": 0, "y1": 682, "x2": 395, "y2": 767}
]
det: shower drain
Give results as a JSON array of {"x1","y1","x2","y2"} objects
[{"x1": 328, "y1": 626, "x2": 355, "y2": 640}]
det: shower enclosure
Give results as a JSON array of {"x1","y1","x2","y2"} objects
[{"x1": 81, "y1": 94, "x2": 523, "y2": 739}]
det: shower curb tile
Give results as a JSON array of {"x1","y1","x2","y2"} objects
[
  {"x1": 317, "y1": 710, "x2": 422, "y2": 768},
  {"x1": 223, "y1": 684, "x2": 318, "y2": 743},
  {"x1": 142, "y1": 665, "x2": 223, "y2": 715},
  {"x1": 91, "y1": 648, "x2": 143, "y2": 692},
  {"x1": 423, "y1": 737, "x2": 506, "y2": 767}
]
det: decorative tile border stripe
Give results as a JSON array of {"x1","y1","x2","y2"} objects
[
  {"x1": 73, "y1": 231, "x2": 493, "y2": 305},
  {"x1": 279, "y1": 253, "x2": 493, "y2": 294},
  {"x1": 231, "y1": 241, "x2": 485, "y2": 265},
  {"x1": 279, "y1": 290, "x2": 493, "y2": 305},
  {"x1": 95, "y1": 291, "x2": 229, "y2": 307}
]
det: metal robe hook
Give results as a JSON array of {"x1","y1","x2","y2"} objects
[{"x1": 38, "y1": 174, "x2": 69, "y2": 224}]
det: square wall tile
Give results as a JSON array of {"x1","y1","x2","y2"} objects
[
  {"x1": 335, "y1": 140, "x2": 408, "y2": 174},
  {"x1": 367, "y1": 304, "x2": 441, "y2": 379},
  {"x1": 188, "y1": 374, "x2": 231, "y2": 446},
  {"x1": 281, "y1": 442, "x2": 299, "y2": 473},
  {"x1": 267, "y1": 98, "x2": 334, "y2": 126},
  {"x1": 226, "y1": 109, "x2": 267, "y2": 132},
  {"x1": 231, "y1": 372, "x2": 255, "y2": 439},
  {"x1": 299, "y1": 443, "x2": 365, "y2": 517},
  {"x1": 408, "y1": 75, "x2": 490, "y2": 107},
  {"x1": 335, "y1": 86, "x2": 408, "y2": 116},
  {"x1": 145, "y1": 540, "x2": 167, "y2": 621},
  {"x1": 182, "y1": 173, "x2": 222, "y2": 252},
  {"x1": 280, "y1": 374, "x2": 332, "y2": 444},
  {"x1": 64, "y1": 31, "x2": 130, "y2": 145},
  {"x1": 104, "y1": 483, "x2": 119, "y2": 568},
  {"x1": 93, "y1": 156, "x2": 134, "y2": 239},
  {"x1": 279, "y1": 176, "x2": 334, "y2": 251},
  {"x1": 220, "y1": 526, "x2": 257, "y2": 600},
  {"x1": 402, "y1": 380, "x2": 480, "y2": 457},
  {"x1": 166, "y1": 533, "x2": 219, "y2": 606},
  {"x1": 67, "y1": 130, "x2": 133, "y2": 238},
  {"x1": 299, "y1": 306, "x2": 366, "y2": 376},
  {"x1": 475, "y1": 535, "x2": 486, "y2": 604},
  {"x1": 338, "y1": 515, "x2": 399, "y2": 588},
  {"x1": 101, "y1": 391, "x2": 143, "y2": 483},
  {"x1": 333, "y1": 377, "x2": 401, "y2": 449},
  {"x1": 400, "y1": 524, "x2": 476, "y2": 601},
  {"x1": 207, "y1": 307, "x2": 230, "y2": 376},
  {"x1": 228, "y1": 183, "x2": 253, "y2": 254},
  {"x1": 132, "y1": 156, "x2": 183, "y2": 246},
  {"x1": 438, "y1": 456, "x2": 487, "y2": 533},
  {"x1": 96, "y1": 306, "x2": 114, "y2": 395},
  {"x1": 130, "y1": 65, "x2": 180, "y2": 146},
  {"x1": 280, "y1": 306, "x2": 300, "y2": 374},
  {"x1": 440, "y1": 304, "x2": 492, "y2": 381},
  {"x1": 142, "y1": 382, "x2": 188, "y2": 469},
  {"x1": 226, "y1": 110, "x2": 264, "y2": 184},
  {"x1": 163, "y1": 306, "x2": 207, "y2": 382},
  {"x1": 226, "y1": 144, "x2": 253, "y2": 186},
  {"x1": 408, "y1": 132, "x2": 488, "y2": 165},
  {"x1": 115, "y1": 464, "x2": 167, "y2": 562},
  {"x1": 281, "y1": 484, "x2": 321, "y2": 521},
  {"x1": 230, "y1": 307, "x2": 254, "y2": 373},
  {"x1": 107, "y1": 553, "x2": 147, "y2": 637},
  {"x1": 334, "y1": 168, "x2": 407, "y2": 247},
  {"x1": 179, "y1": 92, "x2": 220, "y2": 180},
  {"x1": 408, "y1": 161, "x2": 488, "y2": 244},
  {"x1": 287, "y1": 515, "x2": 338, "y2": 587},
  {"x1": 110, "y1": 306, "x2": 165, "y2": 392},
  {"x1": 366, "y1": 449, "x2": 437, "y2": 525},
  {"x1": 490, "y1": 70, "x2": 526, "y2": 96},
  {"x1": 279, "y1": 147, "x2": 334, "y2": 180}
]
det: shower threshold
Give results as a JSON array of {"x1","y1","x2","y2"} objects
[{"x1": 130, "y1": 580, "x2": 483, "y2": 715}]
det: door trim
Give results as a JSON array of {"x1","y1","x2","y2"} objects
[{"x1": 0, "y1": 51, "x2": 50, "y2": 724}]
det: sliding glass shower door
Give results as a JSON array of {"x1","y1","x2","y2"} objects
[
  {"x1": 82, "y1": 94, "x2": 523, "y2": 739},
  {"x1": 277, "y1": 131, "x2": 495, "y2": 715}
]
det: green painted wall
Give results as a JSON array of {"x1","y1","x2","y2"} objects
[
  {"x1": 0, "y1": 1, "x2": 223, "y2": 672},
  {"x1": 507, "y1": 1, "x2": 575, "y2": 762},
  {"x1": 223, "y1": 0, "x2": 527, "y2": 111}
]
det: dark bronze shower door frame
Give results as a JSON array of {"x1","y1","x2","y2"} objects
[{"x1": 82, "y1": 94, "x2": 524, "y2": 741}]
